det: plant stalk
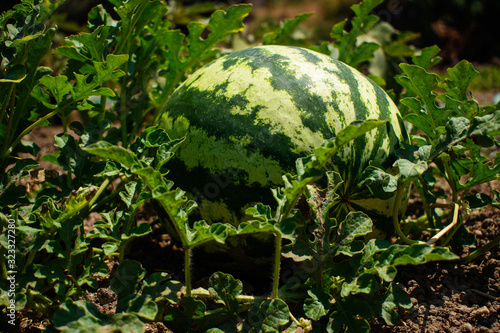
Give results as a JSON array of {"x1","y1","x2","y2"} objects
[
  {"x1": 185, "y1": 246, "x2": 192, "y2": 297},
  {"x1": 461, "y1": 234, "x2": 500, "y2": 264},
  {"x1": 271, "y1": 233, "x2": 282, "y2": 299},
  {"x1": 426, "y1": 203, "x2": 459, "y2": 245},
  {"x1": 2, "y1": 107, "x2": 62, "y2": 160},
  {"x1": 393, "y1": 182, "x2": 421, "y2": 244},
  {"x1": 191, "y1": 288, "x2": 266, "y2": 302}
]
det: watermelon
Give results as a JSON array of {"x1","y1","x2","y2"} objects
[{"x1": 159, "y1": 45, "x2": 406, "y2": 230}]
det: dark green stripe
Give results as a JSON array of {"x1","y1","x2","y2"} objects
[
  {"x1": 165, "y1": 77, "x2": 298, "y2": 169},
  {"x1": 222, "y1": 47, "x2": 336, "y2": 140}
]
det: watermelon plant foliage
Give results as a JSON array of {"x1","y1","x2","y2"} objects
[{"x1": 0, "y1": 0, "x2": 499, "y2": 332}]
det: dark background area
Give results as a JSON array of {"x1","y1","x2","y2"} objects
[{"x1": 2, "y1": 0, "x2": 499, "y2": 66}]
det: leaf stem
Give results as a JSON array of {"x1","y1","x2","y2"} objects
[
  {"x1": 393, "y1": 181, "x2": 422, "y2": 244},
  {"x1": 185, "y1": 246, "x2": 192, "y2": 297},
  {"x1": 2, "y1": 107, "x2": 62, "y2": 160},
  {"x1": 0, "y1": 83, "x2": 15, "y2": 134},
  {"x1": 120, "y1": 76, "x2": 128, "y2": 147},
  {"x1": 426, "y1": 203, "x2": 459, "y2": 245},
  {"x1": 414, "y1": 178, "x2": 435, "y2": 228},
  {"x1": 113, "y1": 0, "x2": 150, "y2": 56},
  {"x1": 191, "y1": 288, "x2": 266, "y2": 302},
  {"x1": 442, "y1": 156, "x2": 459, "y2": 203},
  {"x1": 460, "y1": 234, "x2": 500, "y2": 264},
  {"x1": 271, "y1": 232, "x2": 282, "y2": 299}
]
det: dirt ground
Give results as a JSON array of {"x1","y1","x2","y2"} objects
[
  {"x1": 14, "y1": 121, "x2": 500, "y2": 332},
  {"x1": 371, "y1": 181, "x2": 500, "y2": 333}
]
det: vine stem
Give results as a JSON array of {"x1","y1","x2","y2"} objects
[
  {"x1": 2, "y1": 107, "x2": 61, "y2": 160},
  {"x1": 426, "y1": 203, "x2": 459, "y2": 245},
  {"x1": 185, "y1": 246, "x2": 192, "y2": 297},
  {"x1": 393, "y1": 181, "x2": 422, "y2": 244},
  {"x1": 271, "y1": 233, "x2": 282, "y2": 299},
  {"x1": 191, "y1": 288, "x2": 267, "y2": 302},
  {"x1": 461, "y1": 234, "x2": 500, "y2": 264}
]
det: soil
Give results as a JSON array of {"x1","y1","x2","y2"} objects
[
  {"x1": 13, "y1": 122, "x2": 500, "y2": 332},
  {"x1": 371, "y1": 181, "x2": 500, "y2": 333}
]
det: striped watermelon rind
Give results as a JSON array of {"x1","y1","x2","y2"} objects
[{"x1": 159, "y1": 45, "x2": 406, "y2": 229}]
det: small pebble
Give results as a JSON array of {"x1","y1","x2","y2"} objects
[
  {"x1": 472, "y1": 306, "x2": 490, "y2": 317},
  {"x1": 462, "y1": 322, "x2": 474, "y2": 332}
]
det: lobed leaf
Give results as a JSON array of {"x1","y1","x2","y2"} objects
[
  {"x1": 116, "y1": 294, "x2": 158, "y2": 321},
  {"x1": 304, "y1": 288, "x2": 331, "y2": 320},
  {"x1": 110, "y1": 260, "x2": 147, "y2": 300},
  {"x1": 411, "y1": 45, "x2": 442, "y2": 70},
  {"x1": 263, "y1": 12, "x2": 313, "y2": 45},
  {"x1": 83, "y1": 141, "x2": 140, "y2": 168},
  {"x1": 330, "y1": 0, "x2": 383, "y2": 68},
  {"x1": 54, "y1": 300, "x2": 145, "y2": 333},
  {"x1": 243, "y1": 299, "x2": 290, "y2": 332},
  {"x1": 438, "y1": 60, "x2": 479, "y2": 101},
  {"x1": 208, "y1": 272, "x2": 243, "y2": 314}
]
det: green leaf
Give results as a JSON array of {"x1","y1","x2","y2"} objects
[
  {"x1": 88, "y1": 4, "x2": 118, "y2": 29},
  {"x1": 336, "y1": 212, "x2": 373, "y2": 257},
  {"x1": 54, "y1": 25, "x2": 115, "y2": 63},
  {"x1": 53, "y1": 300, "x2": 111, "y2": 330},
  {"x1": 186, "y1": 220, "x2": 237, "y2": 246},
  {"x1": 349, "y1": 41, "x2": 380, "y2": 68},
  {"x1": 330, "y1": 0, "x2": 383, "y2": 68},
  {"x1": 133, "y1": 166, "x2": 165, "y2": 189},
  {"x1": 57, "y1": 186, "x2": 98, "y2": 222},
  {"x1": 83, "y1": 141, "x2": 140, "y2": 168},
  {"x1": 163, "y1": 297, "x2": 206, "y2": 321},
  {"x1": 411, "y1": 45, "x2": 442, "y2": 70},
  {"x1": 102, "y1": 242, "x2": 119, "y2": 255},
  {"x1": 79, "y1": 257, "x2": 109, "y2": 289},
  {"x1": 93, "y1": 54, "x2": 129, "y2": 84},
  {"x1": 359, "y1": 166, "x2": 398, "y2": 199},
  {"x1": 194, "y1": 4, "x2": 252, "y2": 57},
  {"x1": 110, "y1": 260, "x2": 146, "y2": 300},
  {"x1": 54, "y1": 300, "x2": 146, "y2": 333},
  {"x1": 403, "y1": 113, "x2": 435, "y2": 139},
  {"x1": 14, "y1": 140, "x2": 41, "y2": 157},
  {"x1": 120, "y1": 181, "x2": 138, "y2": 208},
  {"x1": 244, "y1": 299, "x2": 289, "y2": 332},
  {"x1": 328, "y1": 298, "x2": 371, "y2": 333},
  {"x1": 37, "y1": 0, "x2": 67, "y2": 23},
  {"x1": 6, "y1": 158, "x2": 38, "y2": 180},
  {"x1": 430, "y1": 112, "x2": 500, "y2": 162},
  {"x1": 142, "y1": 272, "x2": 183, "y2": 304},
  {"x1": 116, "y1": 294, "x2": 158, "y2": 321},
  {"x1": 393, "y1": 159, "x2": 428, "y2": 179},
  {"x1": 236, "y1": 219, "x2": 276, "y2": 236},
  {"x1": 304, "y1": 288, "x2": 331, "y2": 320},
  {"x1": 151, "y1": 186, "x2": 193, "y2": 245},
  {"x1": 153, "y1": 4, "x2": 252, "y2": 115},
  {"x1": 208, "y1": 272, "x2": 242, "y2": 313},
  {"x1": 382, "y1": 31, "x2": 420, "y2": 58},
  {"x1": 263, "y1": 12, "x2": 313, "y2": 45},
  {"x1": 377, "y1": 243, "x2": 459, "y2": 268},
  {"x1": 38, "y1": 74, "x2": 72, "y2": 104},
  {"x1": 335, "y1": 119, "x2": 387, "y2": 148},
  {"x1": 438, "y1": 60, "x2": 479, "y2": 101},
  {"x1": 464, "y1": 192, "x2": 493, "y2": 209},
  {"x1": 398, "y1": 64, "x2": 438, "y2": 95},
  {"x1": 379, "y1": 283, "x2": 412, "y2": 325},
  {"x1": 123, "y1": 223, "x2": 152, "y2": 240},
  {"x1": 469, "y1": 110, "x2": 500, "y2": 138},
  {"x1": 341, "y1": 272, "x2": 380, "y2": 297},
  {"x1": 0, "y1": 64, "x2": 27, "y2": 82}
]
